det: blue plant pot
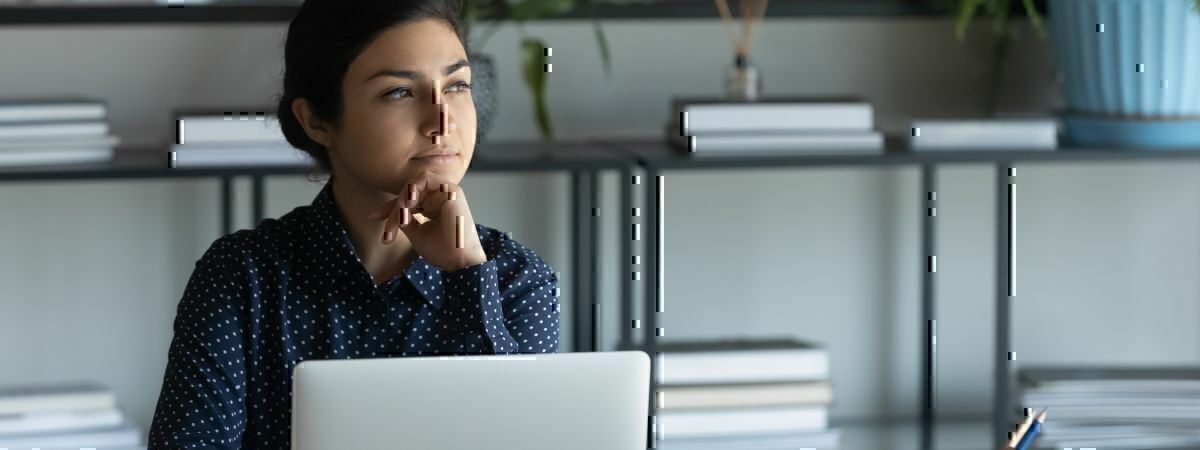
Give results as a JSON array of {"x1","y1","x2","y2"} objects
[{"x1": 1048, "y1": 0, "x2": 1200, "y2": 148}]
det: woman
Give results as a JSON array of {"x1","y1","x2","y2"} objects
[{"x1": 146, "y1": 0, "x2": 561, "y2": 448}]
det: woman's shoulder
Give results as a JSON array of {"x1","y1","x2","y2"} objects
[
  {"x1": 475, "y1": 223, "x2": 556, "y2": 281},
  {"x1": 194, "y1": 207, "x2": 308, "y2": 277}
]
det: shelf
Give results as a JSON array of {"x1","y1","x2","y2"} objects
[
  {"x1": 0, "y1": 1, "x2": 948, "y2": 25},
  {"x1": 598, "y1": 138, "x2": 1200, "y2": 171},
  {"x1": 0, "y1": 5, "x2": 300, "y2": 24},
  {"x1": 0, "y1": 140, "x2": 632, "y2": 182},
  {"x1": 833, "y1": 416, "x2": 994, "y2": 450}
]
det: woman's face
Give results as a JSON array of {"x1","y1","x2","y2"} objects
[{"x1": 325, "y1": 19, "x2": 476, "y2": 193}]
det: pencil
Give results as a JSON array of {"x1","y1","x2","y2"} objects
[
  {"x1": 1005, "y1": 409, "x2": 1038, "y2": 449},
  {"x1": 1014, "y1": 409, "x2": 1047, "y2": 450}
]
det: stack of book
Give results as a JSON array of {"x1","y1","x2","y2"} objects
[
  {"x1": 0, "y1": 97, "x2": 119, "y2": 167},
  {"x1": 908, "y1": 117, "x2": 1059, "y2": 151},
  {"x1": 0, "y1": 382, "x2": 142, "y2": 449},
  {"x1": 1018, "y1": 366, "x2": 1200, "y2": 449},
  {"x1": 654, "y1": 337, "x2": 840, "y2": 449},
  {"x1": 663, "y1": 96, "x2": 883, "y2": 156},
  {"x1": 171, "y1": 109, "x2": 311, "y2": 168}
]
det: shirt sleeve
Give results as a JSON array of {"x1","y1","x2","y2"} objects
[
  {"x1": 440, "y1": 245, "x2": 561, "y2": 355},
  {"x1": 147, "y1": 239, "x2": 249, "y2": 450}
]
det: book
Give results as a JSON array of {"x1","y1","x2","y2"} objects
[
  {"x1": 0, "y1": 382, "x2": 116, "y2": 416},
  {"x1": 0, "y1": 407, "x2": 123, "y2": 436},
  {"x1": 672, "y1": 96, "x2": 873, "y2": 133},
  {"x1": 909, "y1": 119, "x2": 1058, "y2": 151},
  {"x1": 658, "y1": 380, "x2": 833, "y2": 410},
  {"x1": 0, "y1": 148, "x2": 115, "y2": 167},
  {"x1": 0, "y1": 134, "x2": 119, "y2": 151},
  {"x1": 665, "y1": 122, "x2": 883, "y2": 155},
  {"x1": 0, "y1": 121, "x2": 109, "y2": 141},
  {"x1": 1020, "y1": 366, "x2": 1200, "y2": 394},
  {"x1": 1020, "y1": 365, "x2": 1200, "y2": 449},
  {"x1": 657, "y1": 337, "x2": 829, "y2": 385},
  {"x1": 170, "y1": 143, "x2": 311, "y2": 167},
  {"x1": 0, "y1": 421, "x2": 141, "y2": 448},
  {"x1": 0, "y1": 97, "x2": 107, "y2": 124},
  {"x1": 656, "y1": 428, "x2": 841, "y2": 450},
  {"x1": 175, "y1": 111, "x2": 285, "y2": 144},
  {"x1": 657, "y1": 405, "x2": 827, "y2": 439}
]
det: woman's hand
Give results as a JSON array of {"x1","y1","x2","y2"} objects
[{"x1": 368, "y1": 170, "x2": 488, "y2": 272}]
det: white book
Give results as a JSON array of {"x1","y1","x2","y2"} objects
[
  {"x1": 0, "y1": 97, "x2": 107, "y2": 124},
  {"x1": 0, "y1": 382, "x2": 116, "y2": 416},
  {"x1": 658, "y1": 381, "x2": 833, "y2": 410},
  {"x1": 0, "y1": 421, "x2": 141, "y2": 449},
  {"x1": 171, "y1": 144, "x2": 311, "y2": 167},
  {"x1": 666, "y1": 123, "x2": 883, "y2": 156},
  {"x1": 657, "y1": 338, "x2": 829, "y2": 385},
  {"x1": 658, "y1": 405, "x2": 828, "y2": 439},
  {"x1": 909, "y1": 119, "x2": 1058, "y2": 151},
  {"x1": 674, "y1": 96, "x2": 873, "y2": 133},
  {"x1": 1042, "y1": 432, "x2": 1200, "y2": 450},
  {"x1": 0, "y1": 407, "x2": 123, "y2": 436},
  {"x1": 656, "y1": 428, "x2": 841, "y2": 450},
  {"x1": 0, "y1": 134, "x2": 119, "y2": 151},
  {"x1": 177, "y1": 114, "x2": 286, "y2": 144},
  {"x1": 0, "y1": 148, "x2": 115, "y2": 167},
  {"x1": 0, "y1": 121, "x2": 109, "y2": 141}
]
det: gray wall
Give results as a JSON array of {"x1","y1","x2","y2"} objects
[{"x1": 1, "y1": 16, "x2": 1198, "y2": 435}]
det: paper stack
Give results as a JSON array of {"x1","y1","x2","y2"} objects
[
  {"x1": 171, "y1": 109, "x2": 311, "y2": 168},
  {"x1": 0, "y1": 381, "x2": 142, "y2": 449},
  {"x1": 908, "y1": 118, "x2": 1059, "y2": 151},
  {"x1": 663, "y1": 96, "x2": 883, "y2": 156},
  {"x1": 0, "y1": 97, "x2": 118, "y2": 167},
  {"x1": 653, "y1": 337, "x2": 840, "y2": 449},
  {"x1": 1019, "y1": 365, "x2": 1200, "y2": 449}
]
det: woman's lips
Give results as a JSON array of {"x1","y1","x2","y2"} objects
[{"x1": 412, "y1": 153, "x2": 457, "y2": 164}]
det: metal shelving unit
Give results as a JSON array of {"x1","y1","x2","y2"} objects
[
  {"x1": 0, "y1": 140, "x2": 635, "y2": 354},
  {"x1": 597, "y1": 137, "x2": 1200, "y2": 450}
]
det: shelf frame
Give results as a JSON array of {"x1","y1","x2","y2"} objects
[{"x1": 596, "y1": 139, "x2": 1200, "y2": 450}]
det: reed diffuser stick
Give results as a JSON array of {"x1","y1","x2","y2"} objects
[
  {"x1": 714, "y1": 0, "x2": 770, "y2": 57},
  {"x1": 714, "y1": 0, "x2": 739, "y2": 54}
]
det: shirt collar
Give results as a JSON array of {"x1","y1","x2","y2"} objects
[{"x1": 305, "y1": 180, "x2": 446, "y2": 310}]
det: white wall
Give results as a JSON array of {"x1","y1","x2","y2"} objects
[{"x1": 1, "y1": 16, "x2": 1198, "y2": 434}]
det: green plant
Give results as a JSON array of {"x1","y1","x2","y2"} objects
[
  {"x1": 939, "y1": 0, "x2": 1045, "y2": 115},
  {"x1": 463, "y1": 0, "x2": 613, "y2": 141},
  {"x1": 941, "y1": 0, "x2": 1200, "y2": 115}
]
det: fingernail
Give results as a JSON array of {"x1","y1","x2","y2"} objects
[{"x1": 382, "y1": 230, "x2": 394, "y2": 242}]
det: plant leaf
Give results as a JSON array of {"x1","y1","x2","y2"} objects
[
  {"x1": 592, "y1": 20, "x2": 612, "y2": 79},
  {"x1": 955, "y1": 0, "x2": 982, "y2": 42},
  {"x1": 510, "y1": 0, "x2": 576, "y2": 21},
  {"x1": 520, "y1": 37, "x2": 554, "y2": 141},
  {"x1": 1020, "y1": 0, "x2": 1046, "y2": 39},
  {"x1": 577, "y1": 0, "x2": 613, "y2": 79}
]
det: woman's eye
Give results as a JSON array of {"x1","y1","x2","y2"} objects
[
  {"x1": 386, "y1": 88, "x2": 412, "y2": 99},
  {"x1": 386, "y1": 82, "x2": 469, "y2": 100}
]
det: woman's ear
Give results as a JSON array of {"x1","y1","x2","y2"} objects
[{"x1": 291, "y1": 97, "x2": 335, "y2": 150}]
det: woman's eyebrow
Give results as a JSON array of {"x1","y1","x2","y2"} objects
[{"x1": 366, "y1": 59, "x2": 470, "y2": 82}]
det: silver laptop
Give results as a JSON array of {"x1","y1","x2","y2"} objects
[{"x1": 292, "y1": 351, "x2": 650, "y2": 450}]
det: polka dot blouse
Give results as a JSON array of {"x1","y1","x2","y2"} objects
[{"x1": 146, "y1": 180, "x2": 561, "y2": 449}]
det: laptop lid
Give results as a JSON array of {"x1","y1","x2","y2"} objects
[{"x1": 292, "y1": 351, "x2": 650, "y2": 450}]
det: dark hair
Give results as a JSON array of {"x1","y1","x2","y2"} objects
[{"x1": 274, "y1": 0, "x2": 468, "y2": 179}]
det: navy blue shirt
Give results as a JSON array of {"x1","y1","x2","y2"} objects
[{"x1": 147, "y1": 181, "x2": 561, "y2": 449}]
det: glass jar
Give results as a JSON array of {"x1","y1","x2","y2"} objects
[{"x1": 724, "y1": 54, "x2": 762, "y2": 101}]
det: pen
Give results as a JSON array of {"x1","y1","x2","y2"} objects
[{"x1": 1014, "y1": 409, "x2": 1047, "y2": 450}]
